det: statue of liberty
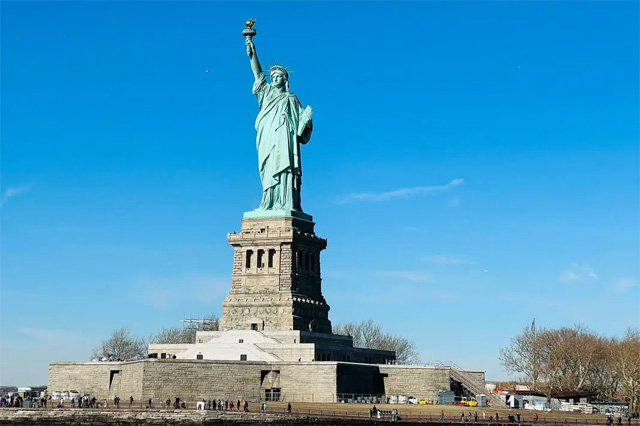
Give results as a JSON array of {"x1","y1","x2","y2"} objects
[{"x1": 243, "y1": 24, "x2": 314, "y2": 218}]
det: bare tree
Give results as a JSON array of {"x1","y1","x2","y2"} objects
[
  {"x1": 378, "y1": 335, "x2": 420, "y2": 364},
  {"x1": 545, "y1": 325, "x2": 602, "y2": 392},
  {"x1": 90, "y1": 327, "x2": 147, "y2": 361},
  {"x1": 588, "y1": 337, "x2": 620, "y2": 401},
  {"x1": 333, "y1": 319, "x2": 419, "y2": 364},
  {"x1": 615, "y1": 329, "x2": 640, "y2": 413},
  {"x1": 499, "y1": 323, "x2": 544, "y2": 391},
  {"x1": 502, "y1": 323, "x2": 638, "y2": 405},
  {"x1": 149, "y1": 327, "x2": 196, "y2": 344}
]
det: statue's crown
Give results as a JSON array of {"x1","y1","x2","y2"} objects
[{"x1": 269, "y1": 65, "x2": 289, "y2": 78}]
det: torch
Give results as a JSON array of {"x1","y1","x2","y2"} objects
[{"x1": 243, "y1": 19, "x2": 257, "y2": 57}]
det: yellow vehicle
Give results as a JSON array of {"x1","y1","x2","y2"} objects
[
  {"x1": 455, "y1": 396, "x2": 478, "y2": 407},
  {"x1": 462, "y1": 397, "x2": 478, "y2": 407}
]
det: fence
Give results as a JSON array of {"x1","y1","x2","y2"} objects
[
  {"x1": 337, "y1": 393, "x2": 386, "y2": 404},
  {"x1": 6, "y1": 402, "x2": 640, "y2": 426}
]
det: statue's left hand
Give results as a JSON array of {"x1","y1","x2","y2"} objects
[
  {"x1": 297, "y1": 106, "x2": 313, "y2": 137},
  {"x1": 301, "y1": 106, "x2": 313, "y2": 125}
]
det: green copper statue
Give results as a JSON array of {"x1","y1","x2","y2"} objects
[{"x1": 243, "y1": 21, "x2": 314, "y2": 219}]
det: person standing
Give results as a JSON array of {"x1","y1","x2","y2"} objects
[{"x1": 287, "y1": 403, "x2": 292, "y2": 414}]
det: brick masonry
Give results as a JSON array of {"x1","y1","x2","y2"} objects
[
  {"x1": 49, "y1": 360, "x2": 340, "y2": 403},
  {"x1": 379, "y1": 366, "x2": 452, "y2": 401},
  {"x1": 221, "y1": 217, "x2": 331, "y2": 334},
  {"x1": 48, "y1": 360, "x2": 475, "y2": 404}
]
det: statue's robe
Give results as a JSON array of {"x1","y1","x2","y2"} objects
[{"x1": 253, "y1": 73, "x2": 312, "y2": 211}]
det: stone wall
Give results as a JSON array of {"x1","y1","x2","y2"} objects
[
  {"x1": 0, "y1": 408, "x2": 403, "y2": 425},
  {"x1": 49, "y1": 362, "x2": 144, "y2": 400},
  {"x1": 379, "y1": 366, "x2": 451, "y2": 401},
  {"x1": 142, "y1": 360, "x2": 265, "y2": 401},
  {"x1": 50, "y1": 360, "x2": 339, "y2": 403},
  {"x1": 49, "y1": 360, "x2": 469, "y2": 404},
  {"x1": 278, "y1": 362, "x2": 337, "y2": 402}
]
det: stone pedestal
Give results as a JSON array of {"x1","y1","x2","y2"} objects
[{"x1": 221, "y1": 216, "x2": 332, "y2": 333}]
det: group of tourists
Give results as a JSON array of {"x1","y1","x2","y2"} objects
[
  {"x1": 66, "y1": 395, "x2": 100, "y2": 408},
  {"x1": 607, "y1": 413, "x2": 633, "y2": 426},
  {"x1": 369, "y1": 405, "x2": 399, "y2": 421},
  {"x1": 0, "y1": 394, "x2": 106, "y2": 409},
  {"x1": 0, "y1": 395, "x2": 24, "y2": 407},
  {"x1": 193, "y1": 398, "x2": 250, "y2": 412}
]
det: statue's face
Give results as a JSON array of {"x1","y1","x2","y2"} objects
[{"x1": 271, "y1": 71, "x2": 287, "y2": 89}]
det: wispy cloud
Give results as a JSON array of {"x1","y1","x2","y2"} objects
[
  {"x1": 613, "y1": 278, "x2": 639, "y2": 293},
  {"x1": 446, "y1": 195, "x2": 461, "y2": 209},
  {"x1": 135, "y1": 274, "x2": 229, "y2": 308},
  {"x1": 337, "y1": 178, "x2": 464, "y2": 204},
  {"x1": 19, "y1": 328, "x2": 72, "y2": 341},
  {"x1": 380, "y1": 270, "x2": 431, "y2": 283},
  {"x1": 2, "y1": 184, "x2": 32, "y2": 204},
  {"x1": 424, "y1": 255, "x2": 475, "y2": 265},
  {"x1": 558, "y1": 264, "x2": 598, "y2": 284}
]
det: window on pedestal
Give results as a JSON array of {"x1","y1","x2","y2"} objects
[
  {"x1": 310, "y1": 253, "x2": 316, "y2": 273},
  {"x1": 268, "y1": 249, "x2": 276, "y2": 268},
  {"x1": 246, "y1": 250, "x2": 253, "y2": 269},
  {"x1": 296, "y1": 250, "x2": 302, "y2": 269},
  {"x1": 304, "y1": 252, "x2": 310, "y2": 271},
  {"x1": 257, "y1": 249, "x2": 264, "y2": 268}
]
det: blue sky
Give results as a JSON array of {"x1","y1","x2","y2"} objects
[{"x1": 1, "y1": 1, "x2": 638, "y2": 386}]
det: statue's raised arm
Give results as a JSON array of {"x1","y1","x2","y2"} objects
[
  {"x1": 243, "y1": 20, "x2": 262, "y2": 80},
  {"x1": 245, "y1": 38, "x2": 262, "y2": 80}
]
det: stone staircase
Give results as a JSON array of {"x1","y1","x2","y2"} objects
[{"x1": 436, "y1": 361, "x2": 505, "y2": 407}]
